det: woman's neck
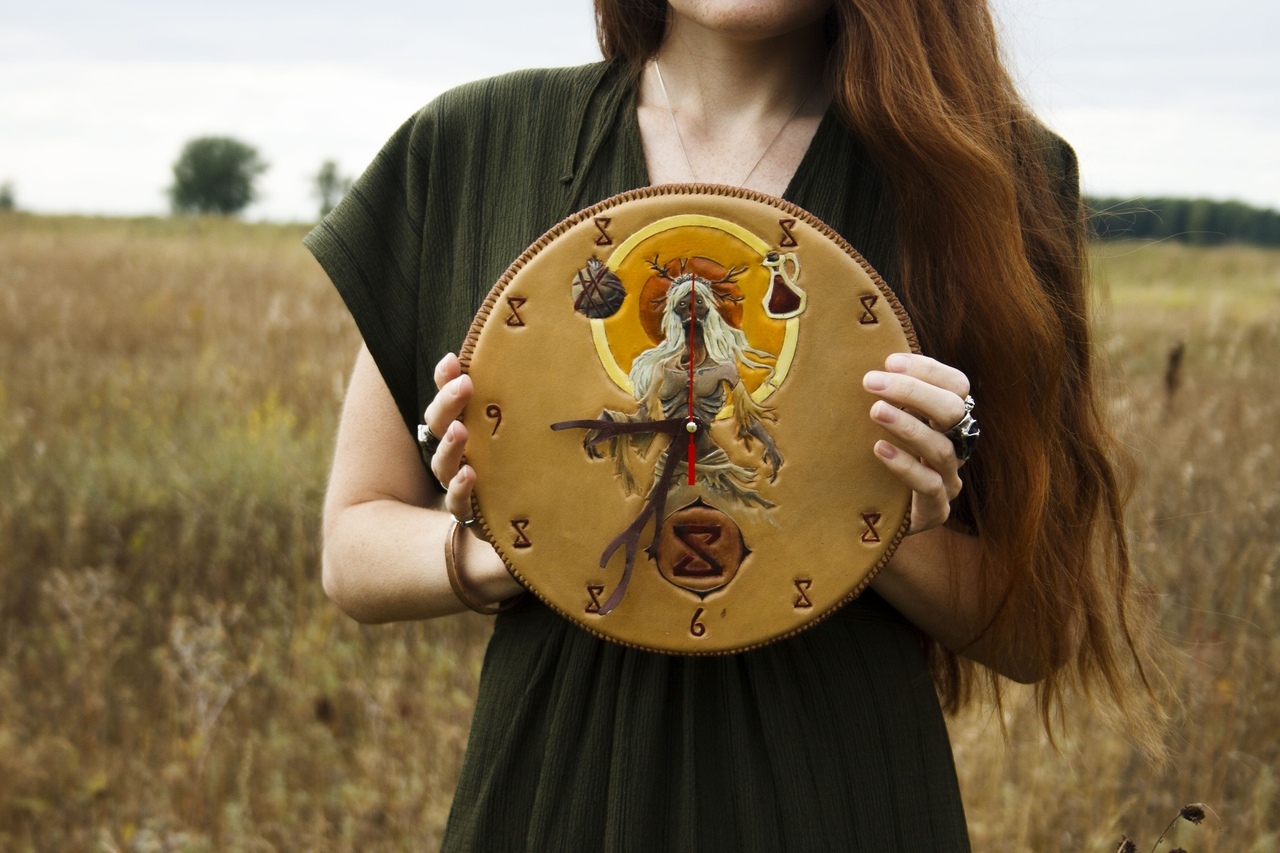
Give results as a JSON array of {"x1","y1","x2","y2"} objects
[
  {"x1": 636, "y1": 11, "x2": 831, "y2": 193},
  {"x1": 650, "y1": 13, "x2": 829, "y2": 129}
]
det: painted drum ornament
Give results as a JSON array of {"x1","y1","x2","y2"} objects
[
  {"x1": 459, "y1": 184, "x2": 918, "y2": 655},
  {"x1": 572, "y1": 257, "x2": 627, "y2": 319}
]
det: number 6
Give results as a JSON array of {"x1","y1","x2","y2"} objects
[{"x1": 689, "y1": 607, "x2": 706, "y2": 638}]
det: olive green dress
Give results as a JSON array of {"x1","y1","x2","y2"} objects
[{"x1": 306, "y1": 60, "x2": 973, "y2": 852}]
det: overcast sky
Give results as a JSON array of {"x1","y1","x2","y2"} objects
[{"x1": 1, "y1": 0, "x2": 1276, "y2": 221}]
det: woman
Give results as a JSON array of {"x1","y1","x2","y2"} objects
[{"x1": 307, "y1": 0, "x2": 1163, "y2": 848}]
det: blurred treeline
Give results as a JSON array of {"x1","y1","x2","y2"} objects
[{"x1": 1086, "y1": 195, "x2": 1280, "y2": 246}]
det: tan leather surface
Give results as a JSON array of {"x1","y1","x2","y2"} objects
[{"x1": 460, "y1": 185, "x2": 916, "y2": 654}]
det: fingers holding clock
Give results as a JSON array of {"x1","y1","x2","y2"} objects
[
  {"x1": 863, "y1": 353, "x2": 969, "y2": 534},
  {"x1": 866, "y1": 353, "x2": 970, "y2": 431},
  {"x1": 872, "y1": 436, "x2": 953, "y2": 533},
  {"x1": 866, "y1": 403, "x2": 962, "y2": 483},
  {"x1": 869, "y1": 400, "x2": 962, "y2": 495},
  {"x1": 425, "y1": 353, "x2": 472, "y2": 439},
  {"x1": 425, "y1": 353, "x2": 478, "y2": 520},
  {"x1": 443, "y1": 460, "x2": 479, "y2": 523},
  {"x1": 423, "y1": 354, "x2": 473, "y2": 471},
  {"x1": 430, "y1": 420, "x2": 470, "y2": 494},
  {"x1": 433, "y1": 351, "x2": 462, "y2": 391},
  {"x1": 422, "y1": 419, "x2": 477, "y2": 523},
  {"x1": 887, "y1": 351, "x2": 969, "y2": 392}
]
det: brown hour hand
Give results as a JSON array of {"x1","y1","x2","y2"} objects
[{"x1": 551, "y1": 414, "x2": 691, "y2": 614}]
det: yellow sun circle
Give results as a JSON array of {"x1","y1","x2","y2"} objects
[{"x1": 590, "y1": 214, "x2": 799, "y2": 406}]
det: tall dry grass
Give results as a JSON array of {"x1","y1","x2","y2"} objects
[
  {"x1": 1, "y1": 213, "x2": 1277, "y2": 850},
  {"x1": 0, "y1": 214, "x2": 490, "y2": 850},
  {"x1": 949, "y1": 240, "x2": 1280, "y2": 851}
]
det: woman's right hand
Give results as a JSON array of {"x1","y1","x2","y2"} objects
[
  {"x1": 423, "y1": 352, "x2": 525, "y2": 607},
  {"x1": 424, "y1": 352, "x2": 478, "y2": 522},
  {"x1": 323, "y1": 345, "x2": 521, "y2": 622}
]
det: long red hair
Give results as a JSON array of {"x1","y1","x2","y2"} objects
[{"x1": 596, "y1": 0, "x2": 1165, "y2": 749}]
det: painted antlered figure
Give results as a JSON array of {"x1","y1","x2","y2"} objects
[
  {"x1": 551, "y1": 256, "x2": 791, "y2": 613},
  {"x1": 583, "y1": 260, "x2": 784, "y2": 508}
]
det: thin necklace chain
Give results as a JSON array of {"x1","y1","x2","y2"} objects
[{"x1": 653, "y1": 59, "x2": 819, "y2": 188}]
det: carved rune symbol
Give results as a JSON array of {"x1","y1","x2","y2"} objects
[
  {"x1": 511, "y1": 518, "x2": 532, "y2": 548},
  {"x1": 860, "y1": 512, "x2": 882, "y2": 544},
  {"x1": 778, "y1": 217, "x2": 798, "y2": 248},
  {"x1": 593, "y1": 216, "x2": 613, "y2": 246},
  {"x1": 793, "y1": 578, "x2": 813, "y2": 609},
  {"x1": 671, "y1": 523, "x2": 724, "y2": 577},
  {"x1": 585, "y1": 583, "x2": 606, "y2": 614},
  {"x1": 505, "y1": 296, "x2": 528, "y2": 327},
  {"x1": 859, "y1": 294, "x2": 879, "y2": 325}
]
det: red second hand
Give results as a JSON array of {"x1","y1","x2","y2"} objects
[{"x1": 687, "y1": 284, "x2": 697, "y2": 486}]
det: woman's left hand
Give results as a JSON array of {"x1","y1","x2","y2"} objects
[{"x1": 863, "y1": 352, "x2": 971, "y2": 535}]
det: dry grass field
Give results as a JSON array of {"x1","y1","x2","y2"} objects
[{"x1": 1, "y1": 212, "x2": 1276, "y2": 851}]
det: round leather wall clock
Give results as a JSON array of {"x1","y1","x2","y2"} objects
[{"x1": 459, "y1": 184, "x2": 918, "y2": 655}]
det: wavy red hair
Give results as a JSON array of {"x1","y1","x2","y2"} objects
[{"x1": 596, "y1": 0, "x2": 1166, "y2": 750}]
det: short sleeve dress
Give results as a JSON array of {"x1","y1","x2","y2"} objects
[{"x1": 305, "y1": 60, "x2": 999, "y2": 852}]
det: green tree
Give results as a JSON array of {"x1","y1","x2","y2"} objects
[
  {"x1": 169, "y1": 137, "x2": 268, "y2": 216},
  {"x1": 313, "y1": 160, "x2": 352, "y2": 219},
  {"x1": 1086, "y1": 196, "x2": 1280, "y2": 247},
  {"x1": 0, "y1": 181, "x2": 14, "y2": 211}
]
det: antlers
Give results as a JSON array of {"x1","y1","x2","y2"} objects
[
  {"x1": 704, "y1": 264, "x2": 749, "y2": 286},
  {"x1": 646, "y1": 255, "x2": 748, "y2": 305},
  {"x1": 646, "y1": 254, "x2": 675, "y2": 280}
]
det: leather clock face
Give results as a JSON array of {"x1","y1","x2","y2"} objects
[{"x1": 459, "y1": 185, "x2": 917, "y2": 655}]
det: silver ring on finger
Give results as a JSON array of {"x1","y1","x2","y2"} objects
[
  {"x1": 419, "y1": 423, "x2": 451, "y2": 489},
  {"x1": 452, "y1": 491, "x2": 479, "y2": 527},
  {"x1": 943, "y1": 395, "x2": 980, "y2": 462},
  {"x1": 417, "y1": 423, "x2": 442, "y2": 457}
]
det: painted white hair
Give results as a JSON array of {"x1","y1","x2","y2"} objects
[{"x1": 629, "y1": 277, "x2": 775, "y2": 400}]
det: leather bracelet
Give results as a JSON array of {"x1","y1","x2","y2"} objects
[{"x1": 444, "y1": 518, "x2": 524, "y2": 615}]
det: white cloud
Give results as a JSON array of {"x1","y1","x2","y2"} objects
[
  {"x1": 2, "y1": 1, "x2": 1277, "y2": 217},
  {"x1": 0, "y1": 1, "x2": 601, "y2": 220},
  {"x1": 1057, "y1": 106, "x2": 1280, "y2": 207},
  {"x1": 1, "y1": 61, "x2": 471, "y2": 220},
  {"x1": 993, "y1": 0, "x2": 1279, "y2": 207}
]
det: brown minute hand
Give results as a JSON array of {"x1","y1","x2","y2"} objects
[{"x1": 549, "y1": 415, "x2": 694, "y2": 614}]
